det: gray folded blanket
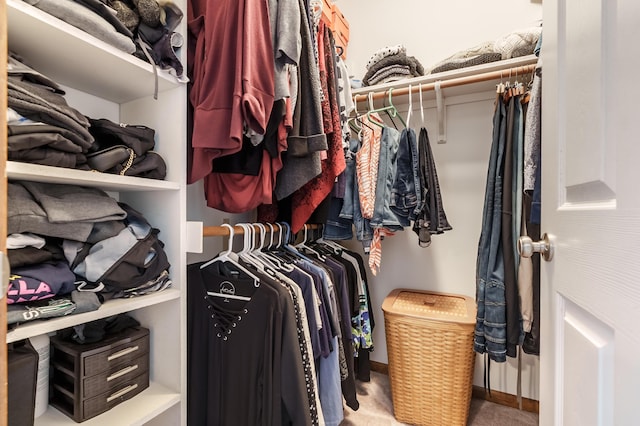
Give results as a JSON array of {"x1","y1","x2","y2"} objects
[{"x1": 429, "y1": 52, "x2": 503, "y2": 74}]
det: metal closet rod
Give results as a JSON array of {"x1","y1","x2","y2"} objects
[
  {"x1": 203, "y1": 223, "x2": 322, "y2": 237},
  {"x1": 353, "y1": 63, "x2": 537, "y2": 103}
]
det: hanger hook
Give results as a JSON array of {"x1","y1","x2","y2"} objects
[
  {"x1": 419, "y1": 83, "x2": 425, "y2": 124},
  {"x1": 406, "y1": 84, "x2": 413, "y2": 128},
  {"x1": 237, "y1": 223, "x2": 248, "y2": 253},
  {"x1": 221, "y1": 223, "x2": 234, "y2": 255},
  {"x1": 256, "y1": 223, "x2": 267, "y2": 250},
  {"x1": 281, "y1": 222, "x2": 291, "y2": 245},
  {"x1": 243, "y1": 223, "x2": 254, "y2": 253},
  {"x1": 303, "y1": 224, "x2": 308, "y2": 245},
  {"x1": 266, "y1": 223, "x2": 275, "y2": 250},
  {"x1": 388, "y1": 87, "x2": 397, "y2": 116},
  {"x1": 249, "y1": 223, "x2": 257, "y2": 251},
  {"x1": 276, "y1": 223, "x2": 284, "y2": 248},
  {"x1": 368, "y1": 92, "x2": 375, "y2": 112}
]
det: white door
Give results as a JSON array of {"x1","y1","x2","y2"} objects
[{"x1": 540, "y1": 1, "x2": 640, "y2": 425}]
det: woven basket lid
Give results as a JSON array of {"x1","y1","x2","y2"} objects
[{"x1": 382, "y1": 288, "x2": 476, "y2": 325}]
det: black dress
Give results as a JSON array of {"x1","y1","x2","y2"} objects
[{"x1": 187, "y1": 260, "x2": 311, "y2": 425}]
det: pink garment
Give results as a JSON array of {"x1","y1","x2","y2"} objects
[
  {"x1": 369, "y1": 228, "x2": 395, "y2": 276},
  {"x1": 355, "y1": 114, "x2": 383, "y2": 219},
  {"x1": 203, "y1": 99, "x2": 292, "y2": 213},
  {"x1": 187, "y1": 0, "x2": 275, "y2": 184}
]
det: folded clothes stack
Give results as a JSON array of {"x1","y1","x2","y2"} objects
[
  {"x1": 7, "y1": 54, "x2": 94, "y2": 169},
  {"x1": 22, "y1": 0, "x2": 187, "y2": 81},
  {"x1": 362, "y1": 45, "x2": 425, "y2": 86},
  {"x1": 427, "y1": 25, "x2": 542, "y2": 75},
  {"x1": 7, "y1": 53, "x2": 167, "y2": 178}
]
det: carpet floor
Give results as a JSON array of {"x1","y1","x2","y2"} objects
[{"x1": 340, "y1": 372, "x2": 538, "y2": 426}]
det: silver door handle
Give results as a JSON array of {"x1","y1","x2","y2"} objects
[{"x1": 518, "y1": 233, "x2": 555, "y2": 261}]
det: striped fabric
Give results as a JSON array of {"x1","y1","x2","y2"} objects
[
  {"x1": 356, "y1": 114, "x2": 383, "y2": 219},
  {"x1": 369, "y1": 228, "x2": 395, "y2": 276}
]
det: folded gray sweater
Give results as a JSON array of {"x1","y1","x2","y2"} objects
[
  {"x1": 8, "y1": 76, "x2": 94, "y2": 147},
  {"x1": 8, "y1": 181, "x2": 127, "y2": 242},
  {"x1": 24, "y1": 0, "x2": 136, "y2": 54}
]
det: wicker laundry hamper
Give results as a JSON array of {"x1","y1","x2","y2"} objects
[{"x1": 382, "y1": 289, "x2": 476, "y2": 426}]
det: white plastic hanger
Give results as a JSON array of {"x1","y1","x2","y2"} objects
[
  {"x1": 295, "y1": 224, "x2": 326, "y2": 261},
  {"x1": 259, "y1": 223, "x2": 294, "y2": 272},
  {"x1": 238, "y1": 223, "x2": 276, "y2": 277},
  {"x1": 200, "y1": 223, "x2": 238, "y2": 267},
  {"x1": 434, "y1": 81, "x2": 447, "y2": 144},
  {"x1": 405, "y1": 84, "x2": 413, "y2": 129},
  {"x1": 419, "y1": 83, "x2": 425, "y2": 126},
  {"x1": 252, "y1": 223, "x2": 282, "y2": 270},
  {"x1": 200, "y1": 223, "x2": 259, "y2": 301}
]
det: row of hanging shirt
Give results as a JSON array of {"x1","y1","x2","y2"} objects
[
  {"x1": 324, "y1": 86, "x2": 452, "y2": 275},
  {"x1": 187, "y1": 223, "x2": 374, "y2": 426}
]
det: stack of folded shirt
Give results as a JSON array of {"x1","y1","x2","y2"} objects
[
  {"x1": 363, "y1": 45, "x2": 425, "y2": 86},
  {"x1": 6, "y1": 181, "x2": 173, "y2": 327},
  {"x1": 7, "y1": 54, "x2": 95, "y2": 169}
]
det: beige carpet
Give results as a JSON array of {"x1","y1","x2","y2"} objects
[{"x1": 340, "y1": 372, "x2": 538, "y2": 426}]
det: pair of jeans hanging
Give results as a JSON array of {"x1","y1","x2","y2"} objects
[
  {"x1": 475, "y1": 96, "x2": 508, "y2": 362},
  {"x1": 412, "y1": 127, "x2": 453, "y2": 247}
]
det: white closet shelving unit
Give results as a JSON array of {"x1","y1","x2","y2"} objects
[{"x1": 6, "y1": 0, "x2": 187, "y2": 424}]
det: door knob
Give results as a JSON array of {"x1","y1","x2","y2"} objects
[{"x1": 518, "y1": 233, "x2": 555, "y2": 261}]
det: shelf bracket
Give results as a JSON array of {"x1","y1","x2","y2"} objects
[
  {"x1": 186, "y1": 221, "x2": 204, "y2": 254},
  {"x1": 435, "y1": 81, "x2": 447, "y2": 144}
]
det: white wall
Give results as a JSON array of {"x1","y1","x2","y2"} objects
[
  {"x1": 336, "y1": 0, "x2": 542, "y2": 400},
  {"x1": 186, "y1": 181, "x2": 255, "y2": 264},
  {"x1": 337, "y1": 0, "x2": 542, "y2": 80}
]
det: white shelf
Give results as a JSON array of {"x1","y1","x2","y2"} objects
[
  {"x1": 6, "y1": 0, "x2": 184, "y2": 103},
  {"x1": 7, "y1": 289, "x2": 181, "y2": 344},
  {"x1": 34, "y1": 382, "x2": 181, "y2": 426},
  {"x1": 352, "y1": 55, "x2": 539, "y2": 100},
  {"x1": 7, "y1": 161, "x2": 180, "y2": 191}
]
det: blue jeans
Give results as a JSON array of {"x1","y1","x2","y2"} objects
[
  {"x1": 332, "y1": 139, "x2": 372, "y2": 248},
  {"x1": 475, "y1": 98, "x2": 508, "y2": 362},
  {"x1": 390, "y1": 128, "x2": 420, "y2": 227},
  {"x1": 323, "y1": 196, "x2": 353, "y2": 240},
  {"x1": 370, "y1": 127, "x2": 403, "y2": 231},
  {"x1": 318, "y1": 336, "x2": 344, "y2": 426}
]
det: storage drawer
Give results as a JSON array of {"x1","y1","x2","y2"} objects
[
  {"x1": 82, "y1": 371, "x2": 149, "y2": 421},
  {"x1": 50, "y1": 327, "x2": 150, "y2": 377},
  {"x1": 83, "y1": 353, "x2": 149, "y2": 399},
  {"x1": 83, "y1": 330, "x2": 149, "y2": 377},
  {"x1": 332, "y1": 6, "x2": 349, "y2": 39},
  {"x1": 49, "y1": 326, "x2": 150, "y2": 422},
  {"x1": 320, "y1": 0, "x2": 333, "y2": 28},
  {"x1": 331, "y1": 4, "x2": 349, "y2": 59}
]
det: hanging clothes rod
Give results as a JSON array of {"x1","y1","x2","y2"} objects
[
  {"x1": 353, "y1": 63, "x2": 537, "y2": 103},
  {"x1": 202, "y1": 223, "x2": 322, "y2": 237}
]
